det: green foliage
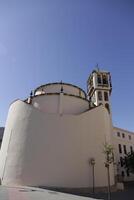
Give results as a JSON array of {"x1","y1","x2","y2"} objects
[
  {"x1": 124, "y1": 152, "x2": 134, "y2": 174},
  {"x1": 103, "y1": 143, "x2": 114, "y2": 166},
  {"x1": 102, "y1": 142, "x2": 114, "y2": 200}
]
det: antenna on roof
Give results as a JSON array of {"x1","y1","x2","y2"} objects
[
  {"x1": 30, "y1": 91, "x2": 33, "y2": 98},
  {"x1": 61, "y1": 86, "x2": 63, "y2": 93},
  {"x1": 96, "y1": 63, "x2": 100, "y2": 71},
  {"x1": 60, "y1": 80, "x2": 63, "y2": 92}
]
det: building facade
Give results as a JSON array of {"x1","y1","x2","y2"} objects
[
  {"x1": 0, "y1": 69, "x2": 133, "y2": 188},
  {"x1": 113, "y1": 127, "x2": 134, "y2": 182}
]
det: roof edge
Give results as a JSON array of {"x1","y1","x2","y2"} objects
[{"x1": 34, "y1": 82, "x2": 87, "y2": 96}]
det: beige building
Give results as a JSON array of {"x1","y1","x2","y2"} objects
[
  {"x1": 113, "y1": 127, "x2": 134, "y2": 182},
  {"x1": 0, "y1": 69, "x2": 133, "y2": 189}
]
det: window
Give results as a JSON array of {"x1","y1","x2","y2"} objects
[
  {"x1": 89, "y1": 78, "x2": 93, "y2": 87},
  {"x1": 104, "y1": 92, "x2": 109, "y2": 101},
  {"x1": 120, "y1": 157, "x2": 124, "y2": 167},
  {"x1": 118, "y1": 144, "x2": 122, "y2": 154},
  {"x1": 123, "y1": 145, "x2": 127, "y2": 154},
  {"x1": 97, "y1": 74, "x2": 102, "y2": 84},
  {"x1": 130, "y1": 146, "x2": 133, "y2": 153},
  {"x1": 121, "y1": 171, "x2": 125, "y2": 177},
  {"x1": 124, "y1": 157, "x2": 128, "y2": 167},
  {"x1": 105, "y1": 103, "x2": 110, "y2": 113},
  {"x1": 129, "y1": 135, "x2": 131, "y2": 140},
  {"x1": 117, "y1": 132, "x2": 120, "y2": 137},
  {"x1": 98, "y1": 91, "x2": 102, "y2": 101},
  {"x1": 102, "y1": 75, "x2": 108, "y2": 85},
  {"x1": 126, "y1": 169, "x2": 130, "y2": 177},
  {"x1": 122, "y1": 133, "x2": 125, "y2": 138}
]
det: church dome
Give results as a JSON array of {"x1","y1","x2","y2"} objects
[
  {"x1": 34, "y1": 82, "x2": 86, "y2": 98},
  {"x1": 31, "y1": 82, "x2": 89, "y2": 115}
]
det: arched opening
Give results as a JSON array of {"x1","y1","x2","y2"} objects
[
  {"x1": 98, "y1": 91, "x2": 102, "y2": 101},
  {"x1": 104, "y1": 92, "x2": 109, "y2": 101},
  {"x1": 97, "y1": 74, "x2": 102, "y2": 84},
  {"x1": 103, "y1": 75, "x2": 108, "y2": 85},
  {"x1": 105, "y1": 103, "x2": 110, "y2": 113}
]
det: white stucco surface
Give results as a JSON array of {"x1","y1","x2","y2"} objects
[
  {"x1": 34, "y1": 83, "x2": 86, "y2": 99},
  {"x1": 32, "y1": 93, "x2": 89, "y2": 114},
  {"x1": 0, "y1": 99, "x2": 114, "y2": 188},
  {"x1": 2, "y1": 69, "x2": 134, "y2": 190}
]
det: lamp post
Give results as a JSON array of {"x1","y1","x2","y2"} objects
[
  {"x1": 105, "y1": 162, "x2": 111, "y2": 200},
  {"x1": 89, "y1": 158, "x2": 96, "y2": 194}
]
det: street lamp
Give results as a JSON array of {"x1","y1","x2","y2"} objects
[{"x1": 89, "y1": 157, "x2": 96, "y2": 194}]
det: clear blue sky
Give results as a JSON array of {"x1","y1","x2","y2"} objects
[{"x1": 0, "y1": 0, "x2": 134, "y2": 131}]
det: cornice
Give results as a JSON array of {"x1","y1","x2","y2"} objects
[{"x1": 34, "y1": 82, "x2": 86, "y2": 97}]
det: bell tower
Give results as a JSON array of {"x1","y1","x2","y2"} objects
[{"x1": 87, "y1": 68, "x2": 112, "y2": 113}]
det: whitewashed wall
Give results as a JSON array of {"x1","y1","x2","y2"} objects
[
  {"x1": 0, "y1": 99, "x2": 114, "y2": 188},
  {"x1": 32, "y1": 94, "x2": 89, "y2": 114},
  {"x1": 35, "y1": 83, "x2": 86, "y2": 98}
]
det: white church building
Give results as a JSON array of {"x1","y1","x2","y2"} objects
[{"x1": 0, "y1": 69, "x2": 133, "y2": 189}]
